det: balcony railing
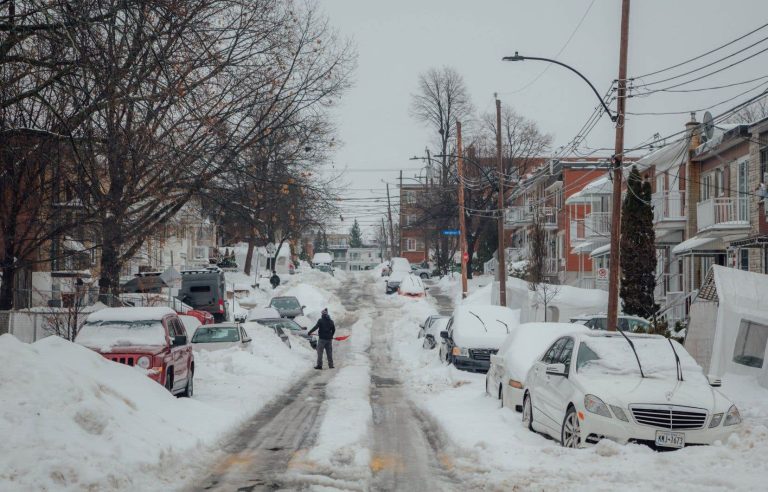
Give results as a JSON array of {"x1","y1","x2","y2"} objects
[
  {"x1": 505, "y1": 206, "x2": 532, "y2": 226},
  {"x1": 540, "y1": 207, "x2": 558, "y2": 228},
  {"x1": 570, "y1": 219, "x2": 586, "y2": 245},
  {"x1": 696, "y1": 197, "x2": 749, "y2": 232},
  {"x1": 506, "y1": 247, "x2": 528, "y2": 262},
  {"x1": 652, "y1": 190, "x2": 686, "y2": 223},
  {"x1": 584, "y1": 212, "x2": 611, "y2": 239}
]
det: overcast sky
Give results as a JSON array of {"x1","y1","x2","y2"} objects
[{"x1": 317, "y1": 0, "x2": 768, "y2": 235}]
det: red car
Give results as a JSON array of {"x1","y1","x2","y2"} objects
[
  {"x1": 183, "y1": 309, "x2": 215, "y2": 325},
  {"x1": 76, "y1": 307, "x2": 195, "y2": 397}
]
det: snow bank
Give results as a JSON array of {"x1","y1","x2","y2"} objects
[{"x1": 0, "y1": 335, "x2": 226, "y2": 491}]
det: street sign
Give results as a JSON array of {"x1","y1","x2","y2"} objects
[
  {"x1": 597, "y1": 267, "x2": 609, "y2": 281},
  {"x1": 442, "y1": 229, "x2": 460, "y2": 236},
  {"x1": 462, "y1": 252, "x2": 469, "y2": 263},
  {"x1": 266, "y1": 242, "x2": 276, "y2": 254}
]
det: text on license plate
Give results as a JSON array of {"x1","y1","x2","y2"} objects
[{"x1": 655, "y1": 430, "x2": 685, "y2": 449}]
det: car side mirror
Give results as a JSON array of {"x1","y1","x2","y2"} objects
[
  {"x1": 440, "y1": 330, "x2": 449, "y2": 340},
  {"x1": 173, "y1": 335, "x2": 187, "y2": 346},
  {"x1": 301, "y1": 326, "x2": 307, "y2": 330},
  {"x1": 302, "y1": 305, "x2": 306, "y2": 309},
  {"x1": 546, "y1": 363, "x2": 567, "y2": 377},
  {"x1": 707, "y1": 375, "x2": 722, "y2": 387},
  {"x1": 425, "y1": 287, "x2": 430, "y2": 290},
  {"x1": 242, "y1": 337, "x2": 252, "y2": 344}
]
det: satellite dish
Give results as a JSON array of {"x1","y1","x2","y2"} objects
[{"x1": 702, "y1": 111, "x2": 715, "y2": 142}]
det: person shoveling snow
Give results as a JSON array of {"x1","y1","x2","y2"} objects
[{"x1": 308, "y1": 308, "x2": 342, "y2": 370}]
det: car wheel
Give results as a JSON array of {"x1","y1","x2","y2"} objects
[
  {"x1": 164, "y1": 371, "x2": 173, "y2": 393},
  {"x1": 523, "y1": 393, "x2": 534, "y2": 431},
  {"x1": 420, "y1": 273, "x2": 428, "y2": 279},
  {"x1": 561, "y1": 406, "x2": 581, "y2": 448},
  {"x1": 181, "y1": 372, "x2": 194, "y2": 398}
]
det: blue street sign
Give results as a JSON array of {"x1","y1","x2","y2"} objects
[{"x1": 442, "y1": 229, "x2": 460, "y2": 236}]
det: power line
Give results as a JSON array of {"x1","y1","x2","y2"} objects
[{"x1": 631, "y1": 21, "x2": 768, "y2": 80}]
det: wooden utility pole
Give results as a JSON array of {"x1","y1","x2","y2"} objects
[
  {"x1": 386, "y1": 183, "x2": 397, "y2": 258},
  {"x1": 457, "y1": 121, "x2": 468, "y2": 298},
  {"x1": 424, "y1": 149, "x2": 431, "y2": 264},
  {"x1": 607, "y1": 0, "x2": 631, "y2": 332},
  {"x1": 496, "y1": 97, "x2": 507, "y2": 307}
]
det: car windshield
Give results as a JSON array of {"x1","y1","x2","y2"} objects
[
  {"x1": 317, "y1": 265, "x2": 331, "y2": 272},
  {"x1": 192, "y1": 326, "x2": 240, "y2": 343},
  {"x1": 576, "y1": 336, "x2": 704, "y2": 380},
  {"x1": 271, "y1": 298, "x2": 301, "y2": 310},
  {"x1": 259, "y1": 319, "x2": 302, "y2": 331},
  {"x1": 76, "y1": 320, "x2": 167, "y2": 348}
]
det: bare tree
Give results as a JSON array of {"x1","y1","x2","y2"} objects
[{"x1": 726, "y1": 94, "x2": 768, "y2": 124}]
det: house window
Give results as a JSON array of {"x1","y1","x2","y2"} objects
[
  {"x1": 732, "y1": 319, "x2": 768, "y2": 368},
  {"x1": 740, "y1": 249, "x2": 749, "y2": 271},
  {"x1": 701, "y1": 174, "x2": 712, "y2": 201},
  {"x1": 760, "y1": 145, "x2": 768, "y2": 184},
  {"x1": 193, "y1": 246, "x2": 207, "y2": 259},
  {"x1": 406, "y1": 239, "x2": 417, "y2": 251}
]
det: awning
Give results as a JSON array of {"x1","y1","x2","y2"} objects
[
  {"x1": 590, "y1": 244, "x2": 611, "y2": 258},
  {"x1": 671, "y1": 236, "x2": 725, "y2": 256},
  {"x1": 566, "y1": 176, "x2": 612, "y2": 204},
  {"x1": 729, "y1": 235, "x2": 768, "y2": 248},
  {"x1": 571, "y1": 241, "x2": 594, "y2": 254}
]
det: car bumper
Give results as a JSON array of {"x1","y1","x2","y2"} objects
[
  {"x1": 580, "y1": 412, "x2": 739, "y2": 447},
  {"x1": 452, "y1": 355, "x2": 491, "y2": 373}
]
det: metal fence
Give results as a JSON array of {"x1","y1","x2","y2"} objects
[{"x1": 0, "y1": 308, "x2": 94, "y2": 342}]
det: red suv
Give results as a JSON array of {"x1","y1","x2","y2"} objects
[{"x1": 76, "y1": 307, "x2": 195, "y2": 397}]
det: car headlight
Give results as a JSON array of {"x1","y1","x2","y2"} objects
[
  {"x1": 451, "y1": 347, "x2": 468, "y2": 357},
  {"x1": 136, "y1": 356, "x2": 151, "y2": 369},
  {"x1": 709, "y1": 413, "x2": 723, "y2": 428},
  {"x1": 724, "y1": 405, "x2": 742, "y2": 426},
  {"x1": 609, "y1": 404, "x2": 629, "y2": 422},
  {"x1": 584, "y1": 394, "x2": 611, "y2": 418}
]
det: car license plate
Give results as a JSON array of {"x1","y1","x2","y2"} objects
[{"x1": 655, "y1": 430, "x2": 685, "y2": 449}]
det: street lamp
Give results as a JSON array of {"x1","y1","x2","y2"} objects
[
  {"x1": 502, "y1": 52, "x2": 617, "y2": 122},
  {"x1": 503, "y1": 0, "x2": 631, "y2": 333}
]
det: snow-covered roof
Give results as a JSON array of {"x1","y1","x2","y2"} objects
[
  {"x1": 671, "y1": 236, "x2": 724, "y2": 256},
  {"x1": 571, "y1": 241, "x2": 594, "y2": 254},
  {"x1": 590, "y1": 244, "x2": 611, "y2": 258},
  {"x1": 452, "y1": 305, "x2": 521, "y2": 349},
  {"x1": 86, "y1": 307, "x2": 176, "y2": 323},
  {"x1": 566, "y1": 175, "x2": 611, "y2": 204},
  {"x1": 635, "y1": 138, "x2": 688, "y2": 174}
]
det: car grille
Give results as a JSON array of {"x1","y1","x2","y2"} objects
[
  {"x1": 468, "y1": 349, "x2": 497, "y2": 361},
  {"x1": 108, "y1": 356, "x2": 136, "y2": 367},
  {"x1": 630, "y1": 405, "x2": 707, "y2": 430}
]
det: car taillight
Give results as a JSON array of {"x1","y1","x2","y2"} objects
[{"x1": 218, "y1": 299, "x2": 224, "y2": 313}]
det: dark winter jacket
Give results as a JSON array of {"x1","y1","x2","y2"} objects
[
  {"x1": 270, "y1": 274, "x2": 280, "y2": 288},
  {"x1": 308, "y1": 314, "x2": 336, "y2": 340}
]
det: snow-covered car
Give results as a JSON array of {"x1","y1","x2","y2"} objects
[
  {"x1": 241, "y1": 320, "x2": 292, "y2": 349},
  {"x1": 390, "y1": 257, "x2": 411, "y2": 273},
  {"x1": 522, "y1": 332, "x2": 741, "y2": 449},
  {"x1": 257, "y1": 318, "x2": 315, "y2": 348},
  {"x1": 385, "y1": 270, "x2": 407, "y2": 294},
  {"x1": 438, "y1": 305, "x2": 521, "y2": 373},
  {"x1": 410, "y1": 264, "x2": 432, "y2": 279},
  {"x1": 419, "y1": 315, "x2": 448, "y2": 339},
  {"x1": 398, "y1": 274, "x2": 427, "y2": 297},
  {"x1": 422, "y1": 317, "x2": 449, "y2": 350},
  {"x1": 571, "y1": 314, "x2": 651, "y2": 333},
  {"x1": 191, "y1": 323, "x2": 252, "y2": 351},
  {"x1": 76, "y1": 307, "x2": 194, "y2": 396},
  {"x1": 486, "y1": 322, "x2": 589, "y2": 411},
  {"x1": 268, "y1": 296, "x2": 305, "y2": 319},
  {"x1": 247, "y1": 307, "x2": 281, "y2": 321},
  {"x1": 315, "y1": 264, "x2": 334, "y2": 276}
]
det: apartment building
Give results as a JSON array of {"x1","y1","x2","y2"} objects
[{"x1": 400, "y1": 183, "x2": 432, "y2": 264}]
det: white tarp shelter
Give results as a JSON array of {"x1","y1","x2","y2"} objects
[{"x1": 685, "y1": 265, "x2": 768, "y2": 388}]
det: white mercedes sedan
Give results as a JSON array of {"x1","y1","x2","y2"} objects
[{"x1": 522, "y1": 332, "x2": 741, "y2": 449}]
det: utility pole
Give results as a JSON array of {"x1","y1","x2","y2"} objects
[
  {"x1": 607, "y1": 0, "x2": 631, "y2": 332},
  {"x1": 424, "y1": 149, "x2": 431, "y2": 264},
  {"x1": 457, "y1": 121, "x2": 468, "y2": 298},
  {"x1": 386, "y1": 182, "x2": 396, "y2": 258},
  {"x1": 496, "y1": 96, "x2": 507, "y2": 307},
  {"x1": 380, "y1": 218, "x2": 387, "y2": 261}
]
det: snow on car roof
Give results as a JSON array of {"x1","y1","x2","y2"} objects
[
  {"x1": 498, "y1": 322, "x2": 590, "y2": 381},
  {"x1": 390, "y1": 257, "x2": 411, "y2": 272},
  {"x1": 247, "y1": 307, "x2": 281, "y2": 320},
  {"x1": 452, "y1": 305, "x2": 521, "y2": 349},
  {"x1": 178, "y1": 315, "x2": 202, "y2": 332},
  {"x1": 399, "y1": 274, "x2": 425, "y2": 294},
  {"x1": 85, "y1": 307, "x2": 176, "y2": 323}
]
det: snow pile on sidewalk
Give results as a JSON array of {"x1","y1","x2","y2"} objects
[
  {"x1": 296, "y1": 312, "x2": 374, "y2": 489},
  {"x1": 0, "y1": 335, "x2": 228, "y2": 491}
]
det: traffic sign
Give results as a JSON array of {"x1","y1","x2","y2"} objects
[
  {"x1": 442, "y1": 229, "x2": 460, "y2": 236},
  {"x1": 597, "y1": 267, "x2": 609, "y2": 281}
]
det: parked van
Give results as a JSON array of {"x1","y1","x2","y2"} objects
[{"x1": 179, "y1": 267, "x2": 228, "y2": 322}]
